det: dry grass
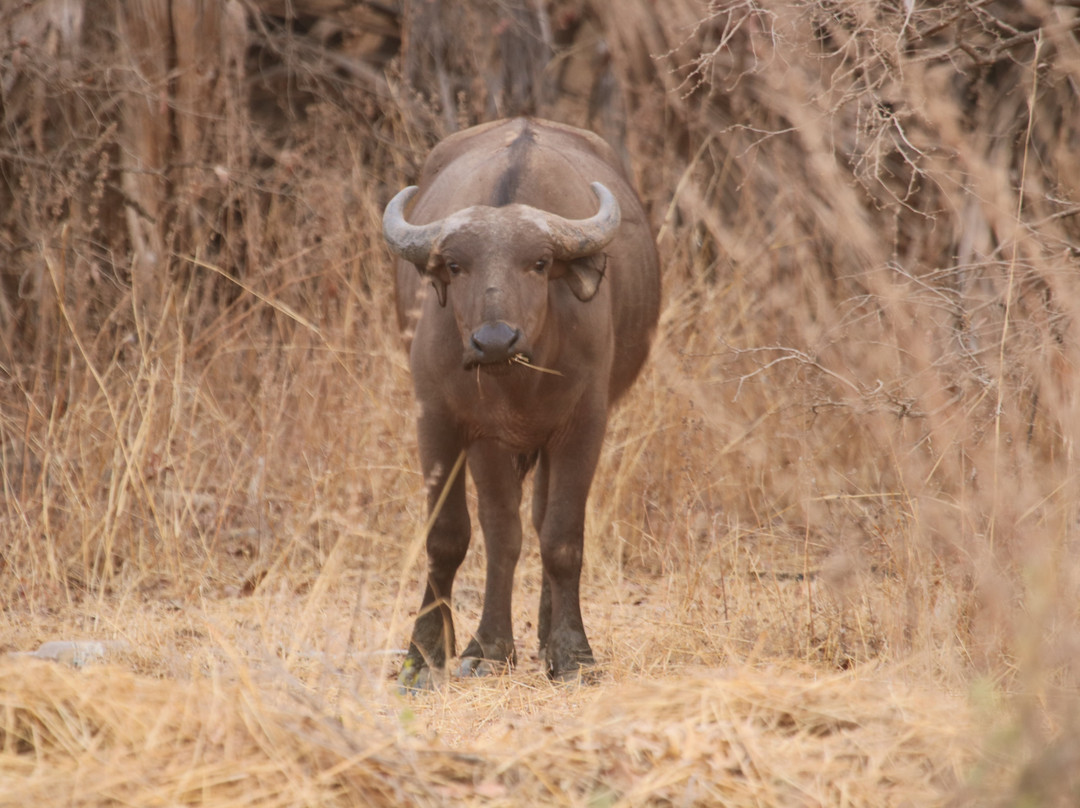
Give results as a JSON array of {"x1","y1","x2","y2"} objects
[
  {"x1": 0, "y1": 654, "x2": 976, "y2": 807},
  {"x1": 3, "y1": 0, "x2": 1080, "y2": 804}
]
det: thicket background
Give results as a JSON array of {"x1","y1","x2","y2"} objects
[{"x1": 2, "y1": 1, "x2": 1080, "y2": 805}]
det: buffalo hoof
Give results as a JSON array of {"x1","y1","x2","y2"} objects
[
  {"x1": 458, "y1": 656, "x2": 512, "y2": 678},
  {"x1": 397, "y1": 657, "x2": 446, "y2": 694},
  {"x1": 550, "y1": 660, "x2": 602, "y2": 685},
  {"x1": 459, "y1": 636, "x2": 516, "y2": 677},
  {"x1": 544, "y1": 631, "x2": 596, "y2": 683}
]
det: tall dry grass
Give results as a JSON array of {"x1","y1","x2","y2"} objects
[{"x1": 2, "y1": 0, "x2": 1080, "y2": 804}]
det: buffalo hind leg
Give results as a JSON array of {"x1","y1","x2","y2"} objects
[
  {"x1": 459, "y1": 439, "x2": 524, "y2": 676},
  {"x1": 399, "y1": 425, "x2": 470, "y2": 691}
]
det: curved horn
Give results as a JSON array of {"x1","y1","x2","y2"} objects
[
  {"x1": 546, "y1": 182, "x2": 621, "y2": 260},
  {"x1": 382, "y1": 186, "x2": 442, "y2": 266}
]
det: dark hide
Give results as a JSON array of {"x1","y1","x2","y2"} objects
[{"x1": 386, "y1": 118, "x2": 661, "y2": 688}]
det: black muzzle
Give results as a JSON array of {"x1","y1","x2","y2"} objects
[{"x1": 465, "y1": 321, "x2": 526, "y2": 368}]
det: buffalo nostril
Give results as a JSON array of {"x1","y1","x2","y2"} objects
[{"x1": 470, "y1": 321, "x2": 521, "y2": 360}]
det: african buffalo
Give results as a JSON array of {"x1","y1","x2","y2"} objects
[{"x1": 383, "y1": 117, "x2": 660, "y2": 688}]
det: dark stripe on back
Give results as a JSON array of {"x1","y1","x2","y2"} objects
[{"x1": 491, "y1": 125, "x2": 535, "y2": 207}]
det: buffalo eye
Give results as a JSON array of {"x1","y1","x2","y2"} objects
[
  {"x1": 446, "y1": 261, "x2": 462, "y2": 276},
  {"x1": 533, "y1": 258, "x2": 550, "y2": 274}
]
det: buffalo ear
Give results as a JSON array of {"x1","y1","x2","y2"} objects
[{"x1": 565, "y1": 253, "x2": 607, "y2": 302}]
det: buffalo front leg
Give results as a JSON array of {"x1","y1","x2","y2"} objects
[
  {"x1": 399, "y1": 421, "x2": 470, "y2": 691},
  {"x1": 458, "y1": 439, "x2": 524, "y2": 676},
  {"x1": 537, "y1": 412, "x2": 605, "y2": 680},
  {"x1": 531, "y1": 451, "x2": 555, "y2": 659}
]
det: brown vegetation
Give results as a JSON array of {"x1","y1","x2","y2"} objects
[{"x1": 2, "y1": 0, "x2": 1080, "y2": 804}]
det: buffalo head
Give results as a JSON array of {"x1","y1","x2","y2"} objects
[{"x1": 383, "y1": 183, "x2": 620, "y2": 370}]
